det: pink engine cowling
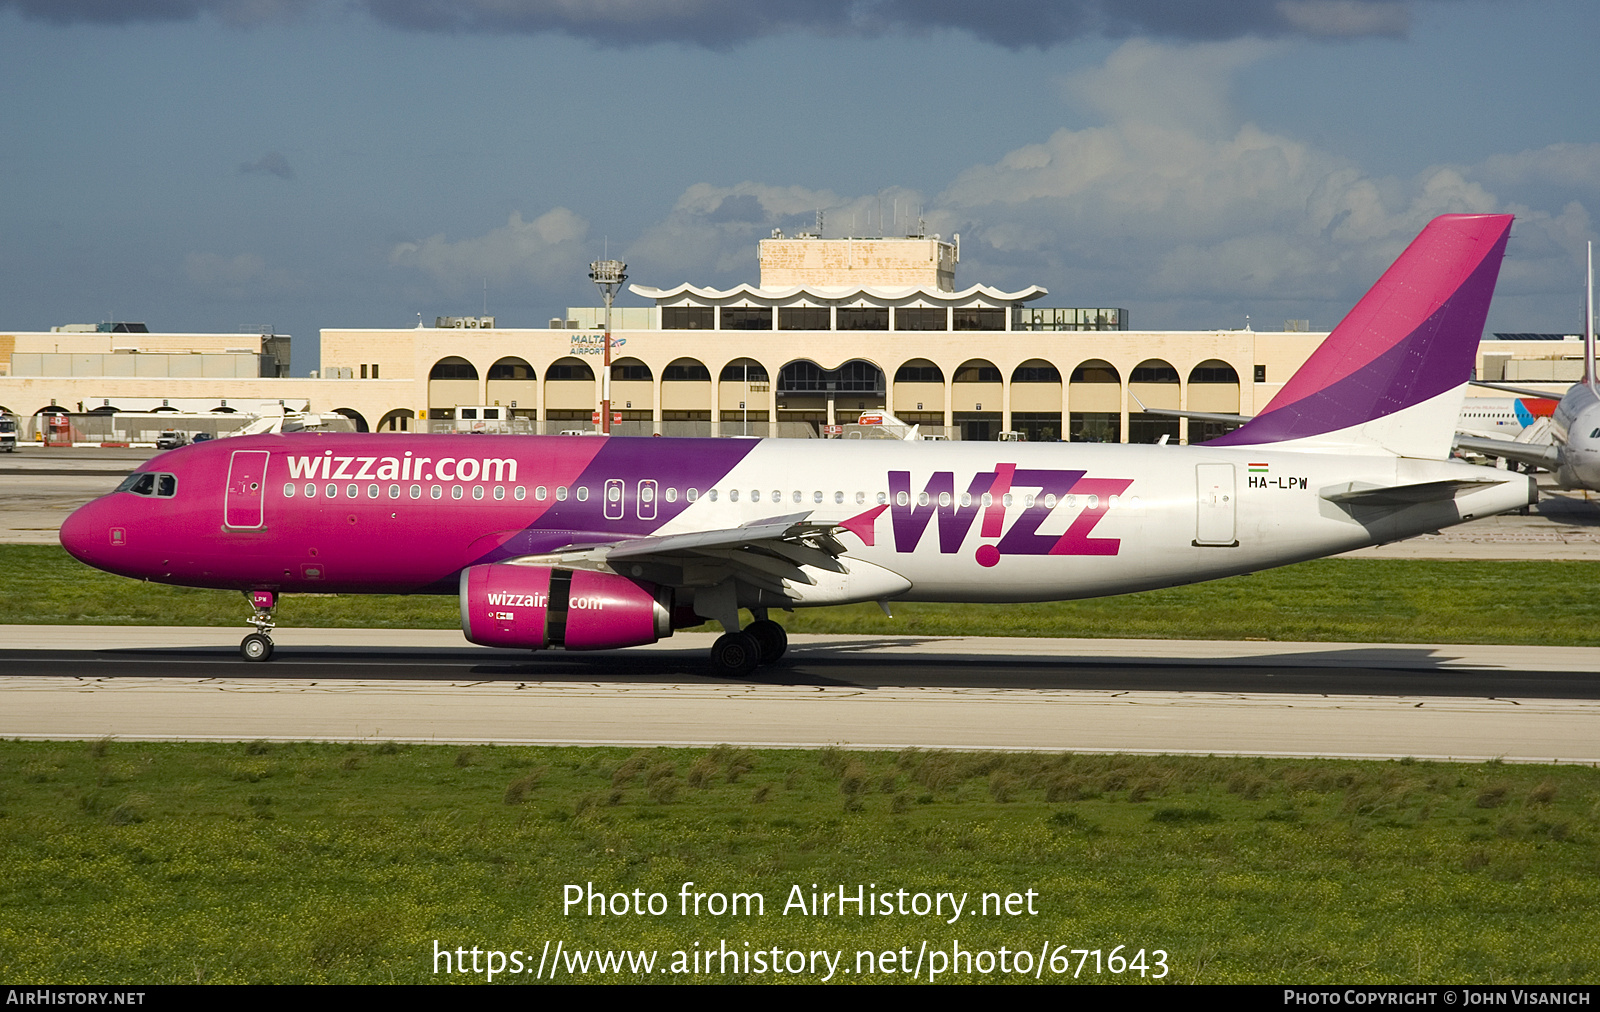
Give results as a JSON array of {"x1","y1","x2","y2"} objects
[{"x1": 460, "y1": 564, "x2": 672, "y2": 651}]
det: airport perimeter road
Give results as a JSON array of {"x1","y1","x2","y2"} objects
[
  {"x1": 3, "y1": 627, "x2": 1598, "y2": 763},
  {"x1": 0, "y1": 447, "x2": 146, "y2": 545}
]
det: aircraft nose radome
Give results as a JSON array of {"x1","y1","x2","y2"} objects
[{"x1": 59, "y1": 500, "x2": 105, "y2": 567}]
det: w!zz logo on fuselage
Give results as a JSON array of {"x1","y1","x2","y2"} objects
[{"x1": 886, "y1": 464, "x2": 1133, "y2": 560}]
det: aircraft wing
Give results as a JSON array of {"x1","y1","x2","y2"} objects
[
  {"x1": 1453, "y1": 435, "x2": 1562, "y2": 471},
  {"x1": 499, "y1": 512, "x2": 853, "y2": 595},
  {"x1": 1470, "y1": 379, "x2": 1571, "y2": 400}
]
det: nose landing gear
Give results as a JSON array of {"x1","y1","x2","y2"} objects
[{"x1": 241, "y1": 589, "x2": 277, "y2": 662}]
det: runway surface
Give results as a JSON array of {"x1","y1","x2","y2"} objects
[{"x1": 3, "y1": 626, "x2": 1597, "y2": 764}]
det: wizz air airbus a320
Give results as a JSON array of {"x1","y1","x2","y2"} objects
[{"x1": 60, "y1": 214, "x2": 1536, "y2": 674}]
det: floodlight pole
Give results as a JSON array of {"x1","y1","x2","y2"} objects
[{"x1": 589, "y1": 259, "x2": 627, "y2": 435}]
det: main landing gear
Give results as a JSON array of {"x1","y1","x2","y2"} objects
[
  {"x1": 708, "y1": 613, "x2": 788, "y2": 677},
  {"x1": 241, "y1": 590, "x2": 277, "y2": 662}
]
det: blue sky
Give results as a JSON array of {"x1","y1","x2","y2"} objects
[{"x1": 3, "y1": 1, "x2": 1597, "y2": 374}]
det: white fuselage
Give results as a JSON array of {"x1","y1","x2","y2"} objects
[
  {"x1": 649, "y1": 439, "x2": 1535, "y2": 608},
  {"x1": 1457, "y1": 398, "x2": 1529, "y2": 437},
  {"x1": 1552, "y1": 384, "x2": 1600, "y2": 491}
]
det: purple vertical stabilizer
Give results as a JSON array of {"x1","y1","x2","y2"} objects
[{"x1": 1211, "y1": 214, "x2": 1513, "y2": 447}]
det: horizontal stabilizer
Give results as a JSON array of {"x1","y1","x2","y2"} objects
[
  {"x1": 1470, "y1": 379, "x2": 1570, "y2": 400},
  {"x1": 1135, "y1": 405, "x2": 1254, "y2": 425},
  {"x1": 1453, "y1": 435, "x2": 1562, "y2": 471},
  {"x1": 1319, "y1": 478, "x2": 1507, "y2": 506}
]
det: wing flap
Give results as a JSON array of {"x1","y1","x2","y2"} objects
[{"x1": 1470, "y1": 379, "x2": 1570, "y2": 400}]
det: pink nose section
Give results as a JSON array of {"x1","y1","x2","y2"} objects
[{"x1": 59, "y1": 499, "x2": 111, "y2": 567}]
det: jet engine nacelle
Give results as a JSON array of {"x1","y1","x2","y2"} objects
[{"x1": 460, "y1": 564, "x2": 672, "y2": 650}]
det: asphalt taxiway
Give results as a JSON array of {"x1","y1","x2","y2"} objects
[{"x1": 3, "y1": 627, "x2": 1596, "y2": 763}]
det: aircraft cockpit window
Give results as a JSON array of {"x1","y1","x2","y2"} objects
[{"x1": 116, "y1": 472, "x2": 177, "y2": 497}]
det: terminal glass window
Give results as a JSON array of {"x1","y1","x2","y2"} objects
[
  {"x1": 547, "y1": 362, "x2": 595, "y2": 381},
  {"x1": 953, "y1": 308, "x2": 1005, "y2": 331},
  {"x1": 662, "y1": 307, "x2": 714, "y2": 330},
  {"x1": 894, "y1": 364, "x2": 944, "y2": 383},
  {"x1": 1019, "y1": 308, "x2": 1128, "y2": 331},
  {"x1": 429, "y1": 357, "x2": 478, "y2": 380},
  {"x1": 663, "y1": 362, "x2": 712, "y2": 381},
  {"x1": 954, "y1": 363, "x2": 1002, "y2": 383},
  {"x1": 1071, "y1": 362, "x2": 1119, "y2": 384},
  {"x1": 833, "y1": 360, "x2": 885, "y2": 393},
  {"x1": 1012, "y1": 365, "x2": 1062, "y2": 383},
  {"x1": 1190, "y1": 364, "x2": 1240, "y2": 383},
  {"x1": 837, "y1": 308, "x2": 888, "y2": 331},
  {"x1": 488, "y1": 359, "x2": 535, "y2": 380},
  {"x1": 719, "y1": 362, "x2": 769, "y2": 383},
  {"x1": 721, "y1": 308, "x2": 772, "y2": 330},
  {"x1": 1131, "y1": 363, "x2": 1179, "y2": 384},
  {"x1": 778, "y1": 361, "x2": 884, "y2": 394},
  {"x1": 1069, "y1": 412, "x2": 1122, "y2": 443},
  {"x1": 779, "y1": 307, "x2": 831, "y2": 330},
  {"x1": 895, "y1": 308, "x2": 947, "y2": 331}
]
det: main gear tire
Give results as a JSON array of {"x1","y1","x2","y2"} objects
[
  {"x1": 745, "y1": 619, "x2": 788, "y2": 664},
  {"x1": 709, "y1": 631, "x2": 761, "y2": 677}
]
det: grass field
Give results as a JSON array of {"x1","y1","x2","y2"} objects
[
  {"x1": 1, "y1": 740, "x2": 1596, "y2": 984},
  {"x1": 5, "y1": 545, "x2": 1599, "y2": 645}
]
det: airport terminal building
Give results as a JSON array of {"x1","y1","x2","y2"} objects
[
  {"x1": 317, "y1": 234, "x2": 1324, "y2": 444},
  {"x1": 0, "y1": 235, "x2": 1586, "y2": 443}
]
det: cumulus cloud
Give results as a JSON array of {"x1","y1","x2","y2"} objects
[
  {"x1": 626, "y1": 182, "x2": 836, "y2": 282},
  {"x1": 1275, "y1": 0, "x2": 1409, "y2": 37},
  {"x1": 239, "y1": 151, "x2": 294, "y2": 180},
  {"x1": 388, "y1": 207, "x2": 590, "y2": 291},
  {"x1": 906, "y1": 38, "x2": 1594, "y2": 326},
  {"x1": 595, "y1": 34, "x2": 1594, "y2": 328},
  {"x1": 3, "y1": 0, "x2": 1435, "y2": 45},
  {"x1": 356, "y1": 0, "x2": 1423, "y2": 46},
  {"x1": 1471, "y1": 143, "x2": 1600, "y2": 194},
  {"x1": 2, "y1": 0, "x2": 311, "y2": 26},
  {"x1": 1062, "y1": 37, "x2": 1275, "y2": 136},
  {"x1": 623, "y1": 181, "x2": 945, "y2": 286},
  {"x1": 928, "y1": 110, "x2": 1593, "y2": 314},
  {"x1": 183, "y1": 250, "x2": 304, "y2": 296}
]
